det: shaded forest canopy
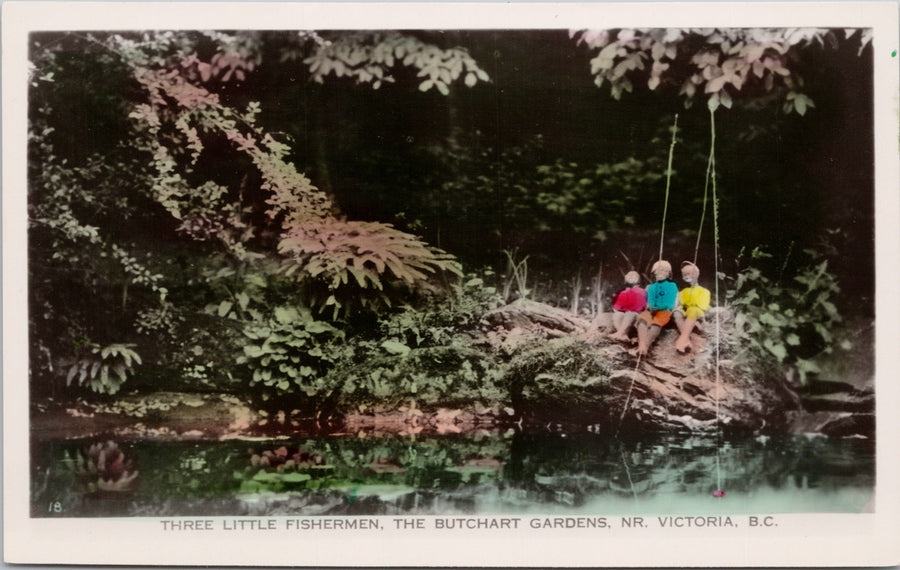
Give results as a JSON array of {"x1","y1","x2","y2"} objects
[
  {"x1": 32, "y1": 29, "x2": 873, "y2": 287},
  {"x1": 28, "y1": 29, "x2": 873, "y2": 414}
]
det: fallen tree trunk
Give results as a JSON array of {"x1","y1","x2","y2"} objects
[{"x1": 483, "y1": 298, "x2": 590, "y2": 336}]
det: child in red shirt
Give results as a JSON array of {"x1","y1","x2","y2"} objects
[{"x1": 609, "y1": 271, "x2": 647, "y2": 342}]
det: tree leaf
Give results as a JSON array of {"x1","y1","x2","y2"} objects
[
  {"x1": 218, "y1": 300, "x2": 233, "y2": 317},
  {"x1": 763, "y1": 339, "x2": 788, "y2": 361},
  {"x1": 274, "y1": 306, "x2": 299, "y2": 324},
  {"x1": 380, "y1": 340, "x2": 411, "y2": 356},
  {"x1": 244, "y1": 345, "x2": 265, "y2": 358},
  {"x1": 304, "y1": 321, "x2": 335, "y2": 335},
  {"x1": 705, "y1": 75, "x2": 727, "y2": 94},
  {"x1": 112, "y1": 364, "x2": 127, "y2": 382},
  {"x1": 720, "y1": 90, "x2": 733, "y2": 109}
]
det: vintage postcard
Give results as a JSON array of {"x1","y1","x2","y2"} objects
[{"x1": 3, "y1": 1, "x2": 899, "y2": 566}]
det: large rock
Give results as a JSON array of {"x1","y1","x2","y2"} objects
[
  {"x1": 487, "y1": 301, "x2": 798, "y2": 434},
  {"x1": 603, "y1": 328, "x2": 797, "y2": 434}
]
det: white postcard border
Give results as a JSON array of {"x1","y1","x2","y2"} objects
[{"x1": 4, "y1": 2, "x2": 899, "y2": 567}]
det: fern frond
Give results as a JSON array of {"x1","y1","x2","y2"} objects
[{"x1": 277, "y1": 218, "x2": 460, "y2": 317}]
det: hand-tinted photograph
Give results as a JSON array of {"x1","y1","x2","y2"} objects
[{"x1": 26, "y1": 27, "x2": 875, "y2": 520}]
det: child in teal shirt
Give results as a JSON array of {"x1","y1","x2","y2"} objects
[{"x1": 633, "y1": 260, "x2": 678, "y2": 357}]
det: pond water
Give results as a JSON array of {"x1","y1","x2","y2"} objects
[{"x1": 31, "y1": 432, "x2": 874, "y2": 518}]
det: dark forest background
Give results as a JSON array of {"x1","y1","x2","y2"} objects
[{"x1": 28, "y1": 29, "x2": 874, "y2": 408}]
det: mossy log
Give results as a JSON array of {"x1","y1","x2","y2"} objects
[{"x1": 483, "y1": 298, "x2": 590, "y2": 336}]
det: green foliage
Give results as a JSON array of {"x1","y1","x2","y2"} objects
[
  {"x1": 278, "y1": 219, "x2": 462, "y2": 318},
  {"x1": 353, "y1": 344, "x2": 502, "y2": 407},
  {"x1": 234, "y1": 447, "x2": 331, "y2": 493},
  {"x1": 504, "y1": 337, "x2": 612, "y2": 408},
  {"x1": 120, "y1": 31, "x2": 466, "y2": 321},
  {"x1": 233, "y1": 438, "x2": 506, "y2": 496},
  {"x1": 28, "y1": 30, "x2": 490, "y2": 396},
  {"x1": 63, "y1": 343, "x2": 142, "y2": 395},
  {"x1": 237, "y1": 307, "x2": 346, "y2": 395},
  {"x1": 27, "y1": 28, "x2": 870, "y2": 421},
  {"x1": 534, "y1": 157, "x2": 663, "y2": 234},
  {"x1": 197, "y1": 254, "x2": 285, "y2": 323},
  {"x1": 326, "y1": 274, "x2": 504, "y2": 408},
  {"x1": 417, "y1": 137, "x2": 665, "y2": 264},
  {"x1": 572, "y1": 28, "x2": 871, "y2": 113},
  {"x1": 376, "y1": 272, "x2": 501, "y2": 347},
  {"x1": 301, "y1": 31, "x2": 490, "y2": 93},
  {"x1": 723, "y1": 247, "x2": 846, "y2": 385},
  {"x1": 28, "y1": 122, "x2": 164, "y2": 384}
]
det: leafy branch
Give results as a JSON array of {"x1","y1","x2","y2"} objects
[
  {"x1": 572, "y1": 27, "x2": 871, "y2": 114},
  {"x1": 301, "y1": 31, "x2": 490, "y2": 93}
]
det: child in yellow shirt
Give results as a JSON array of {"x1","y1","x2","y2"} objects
[{"x1": 674, "y1": 261, "x2": 711, "y2": 354}]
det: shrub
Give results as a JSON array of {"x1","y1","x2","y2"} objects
[
  {"x1": 62, "y1": 343, "x2": 142, "y2": 395},
  {"x1": 278, "y1": 219, "x2": 462, "y2": 319},
  {"x1": 326, "y1": 273, "x2": 505, "y2": 409},
  {"x1": 723, "y1": 247, "x2": 848, "y2": 386},
  {"x1": 376, "y1": 272, "x2": 502, "y2": 347},
  {"x1": 237, "y1": 306, "x2": 346, "y2": 397},
  {"x1": 346, "y1": 344, "x2": 504, "y2": 407}
]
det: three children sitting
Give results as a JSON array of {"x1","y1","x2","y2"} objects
[{"x1": 609, "y1": 259, "x2": 710, "y2": 356}]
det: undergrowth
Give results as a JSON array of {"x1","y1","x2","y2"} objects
[
  {"x1": 722, "y1": 247, "x2": 851, "y2": 387},
  {"x1": 503, "y1": 337, "x2": 613, "y2": 421}
]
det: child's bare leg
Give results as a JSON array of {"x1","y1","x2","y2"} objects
[
  {"x1": 634, "y1": 321, "x2": 649, "y2": 355},
  {"x1": 674, "y1": 313, "x2": 696, "y2": 353},
  {"x1": 645, "y1": 324, "x2": 662, "y2": 355},
  {"x1": 610, "y1": 311, "x2": 624, "y2": 335},
  {"x1": 610, "y1": 312, "x2": 635, "y2": 340},
  {"x1": 618, "y1": 312, "x2": 637, "y2": 337},
  {"x1": 635, "y1": 321, "x2": 661, "y2": 356}
]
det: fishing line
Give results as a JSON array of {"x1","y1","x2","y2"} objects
[
  {"x1": 694, "y1": 111, "x2": 716, "y2": 265},
  {"x1": 709, "y1": 107, "x2": 724, "y2": 494},
  {"x1": 617, "y1": 114, "x2": 677, "y2": 448},
  {"x1": 659, "y1": 114, "x2": 679, "y2": 260},
  {"x1": 619, "y1": 446, "x2": 639, "y2": 501},
  {"x1": 615, "y1": 352, "x2": 643, "y2": 438}
]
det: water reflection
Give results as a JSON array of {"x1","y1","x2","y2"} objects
[{"x1": 31, "y1": 432, "x2": 874, "y2": 517}]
